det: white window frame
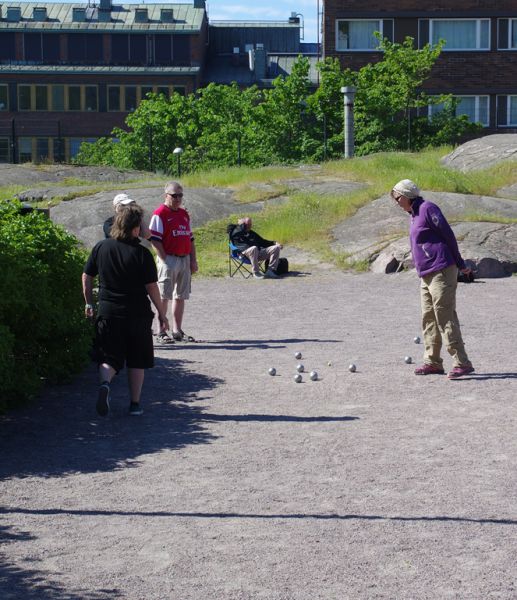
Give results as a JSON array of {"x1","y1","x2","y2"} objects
[
  {"x1": 502, "y1": 95, "x2": 517, "y2": 126},
  {"x1": 428, "y1": 95, "x2": 490, "y2": 127},
  {"x1": 335, "y1": 19, "x2": 388, "y2": 52},
  {"x1": 498, "y1": 18, "x2": 517, "y2": 50},
  {"x1": 429, "y1": 18, "x2": 490, "y2": 51}
]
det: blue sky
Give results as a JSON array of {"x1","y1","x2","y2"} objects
[{"x1": 207, "y1": 0, "x2": 318, "y2": 42}]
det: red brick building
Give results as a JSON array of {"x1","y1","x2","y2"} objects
[
  {"x1": 0, "y1": 1, "x2": 208, "y2": 162},
  {"x1": 322, "y1": 0, "x2": 517, "y2": 132}
]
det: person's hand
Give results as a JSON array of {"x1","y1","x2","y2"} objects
[
  {"x1": 85, "y1": 304, "x2": 94, "y2": 319},
  {"x1": 190, "y1": 258, "x2": 198, "y2": 274},
  {"x1": 159, "y1": 314, "x2": 170, "y2": 332},
  {"x1": 460, "y1": 267, "x2": 472, "y2": 276}
]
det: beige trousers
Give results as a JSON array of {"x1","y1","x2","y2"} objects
[
  {"x1": 420, "y1": 264, "x2": 471, "y2": 368},
  {"x1": 242, "y1": 244, "x2": 280, "y2": 273}
]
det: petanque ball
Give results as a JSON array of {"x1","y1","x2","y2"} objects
[
  {"x1": 294, "y1": 373, "x2": 302, "y2": 383},
  {"x1": 296, "y1": 364, "x2": 305, "y2": 373},
  {"x1": 405, "y1": 356, "x2": 413, "y2": 364},
  {"x1": 327, "y1": 361, "x2": 332, "y2": 367},
  {"x1": 310, "y1": 371, "x2": 318, "y2": 381},
  {"x1": 268, "y1": 367, "x2": 276, "y2": 376},
  {"x1": 295, "y1": 352, "x2": 302, "y2": 360},
  {"x1": 348, "y1": 363, "x2": 357, "y2": 373},
  {"x1": 414, "y1": 336, "x2": 421, "y2": 344}
]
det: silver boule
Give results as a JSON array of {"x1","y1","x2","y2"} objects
[
  {"x1": 296, "y1": 364, "x2": 305, "y2": 373},
  {"x1": 404, "y1": 356, "x2": 413, "y2": 364},
  {"x1": 327, "y1": 361, "x2": 332, "y2": 367},
  {"x1": 268, "y1": 367, "x2": 276, "y2": 376},
  {"x1": 310, "y1": 371, "x2": 318, "y2": 381},
  {"x1": 348, "y1": 363, "x2": 357, "y2": 373},
  {"x1": 294, "y1": 373, "x2": 302, "y2": 383},
  {"x1": 413, "y1": 336, "x2": 421, "y2": 344},
  {"x1": 295, "y1": 352, "x2": 302, "y2": 360}
]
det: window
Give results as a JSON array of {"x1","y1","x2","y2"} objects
[
  {"x1": 155, "y1": 35, "x2": 173, "y2": 64},
  {"x1": 108, "y1": 86, "x2": 121, "y2": 111},
  {"x1": 173, "y1": 86, "x2": 186, "y2": 97},
  {"x1": 336, "y1": 19, "x2": 393, "y2": 51},
  {"x1": 35, "y1": 85, "x2": 48, "y2": 110},
  {"x1": 497, "y1": 96, "x2": 517, "y2": 126},
  {"x1": 129, "y1": 35, "x2": 147, "y2": 65},
  {"x1": 429, "y1": 19, "x2": 490, "y2": 50},
  {"x1": 68, "y1": 86, "x2": 81, "y2": 110},
  {"x1": 52, "y1": 86, "x2": 65, "y2": 111},
  {"x1": 429, "y1": 96, "x2": 489, "y2": 127},
  {"x1": 0, "y1": 85, "x2": 8, "y2": 110},
  {"x1": 18, "y1": 138, "x2": 32, "y2": 163},
  {"x1": 156, "y1": 86, "x2": 169, "y2": 98},
  {"x1": 125, "y1": 86, "x2": 137, "y2": 111},
  {"x1": 498, "y1": 19, "x2": 517, "y2": 49},
  {"x1": 42, "y1": 34, "x2": 60, "y2": 62},
  {"x1": 173, "y1": 36, "x2": 190, "y2": 65},
  {"x1": 0, "y1": 137, "x2": 10, "y2": 162},
  {"x1": 18, "y1": 86, "x2": 31, "y2": 110},
  {"x1": 85, "y1": 86, "x2": 98, "y2": 111},
  {"x1": 0, "y1": 33, "x2": 16, "y2": 61},
  {"x1": 141, "y1": 86, "x2": 153, "y2": 99},
  {"x1": 36, "y1": 138, "x2": 49, "y2": 162},
  {"x1": 112, "y1": 35, "x2": 129, "y2": 63},
  {"x1": 70, "y1": 138, "x2": 96, "y2": 159},
  {"x1": 510, "y1": 97, "x2": 517, "y2": 125}
]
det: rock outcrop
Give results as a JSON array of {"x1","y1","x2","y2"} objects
[{"x1": 442, "y1": 134, "x2": 517, "y2": 172}]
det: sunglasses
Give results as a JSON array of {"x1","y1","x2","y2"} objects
[{"x1": 167, "y1": 192, "x2": 184, "y2": 198}]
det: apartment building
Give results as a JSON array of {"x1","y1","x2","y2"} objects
[
  {"x1": 0, "y1": 0, "x2": 208, "y2": 163},
  {"x1": 322, "y1": 0, "x2": 517, "y2": 132}
]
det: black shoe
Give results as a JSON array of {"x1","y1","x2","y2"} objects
[
  {"x1": 96, "y1": 382, "x2": 110, "y2": 417},
  {"x1": 172, "y1": 330, "x2": 196, "y2": 342},
  {"x1": 129, "y1": 402, "x2": 143, "y2": 416}
]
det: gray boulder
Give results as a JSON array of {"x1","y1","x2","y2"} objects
[
  {"x1": 442, "y1": 134, "x2": 517, "y2": 172},
  {"x1": 333, "y1": 191, "x2": 517, "y2": 277}
]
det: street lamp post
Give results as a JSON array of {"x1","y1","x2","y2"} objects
[
  {"x1": 173, "y1": 147, "x2": 183, "y2": 177},
  {"x1": 340, "y1": 86, "x2": 356, "y2": 159}
]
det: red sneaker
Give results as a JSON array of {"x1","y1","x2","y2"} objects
[
  {"x1": 448, "y1": 365, "x2": 475, "y2": 379},
  {"x1": 414, "y1": 364, "x2": 445, "y2": 376}
]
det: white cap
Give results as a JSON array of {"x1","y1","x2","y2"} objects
[
  {"x1": 113, "y1": 193, "x2": 134, "y2": 207},
  {"x1": 391, "y1": 179, "x2": 420, "y2": 199}
]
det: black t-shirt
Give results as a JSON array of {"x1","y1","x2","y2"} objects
[
  {"x1": 103, "y1": 216, "x2": 114, "y2": 239},
  {"x1": 84, "y1": 238, "x2": 157, "y2": 318}
]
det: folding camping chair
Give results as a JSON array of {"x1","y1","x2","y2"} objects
[{"x1": 228, "y1": 241, "x2": 266, "y2": 278}]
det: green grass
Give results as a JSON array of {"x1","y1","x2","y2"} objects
[{"x1": 194, "y1": 148, "x2": 517, "y2": 276}]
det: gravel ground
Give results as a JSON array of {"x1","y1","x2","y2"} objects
[{"x1": 1, "y1": 267, "x2": 517, "y2": 600}]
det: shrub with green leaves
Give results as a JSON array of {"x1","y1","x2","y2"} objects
[{"x1": 0, "y1": 201, "x2": 91, "y2": 409}]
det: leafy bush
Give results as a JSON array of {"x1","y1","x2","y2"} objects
[{"x1": 0, "y1": 201, "x2": 91, "y2": 410}]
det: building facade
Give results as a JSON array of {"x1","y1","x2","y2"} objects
[
  {"x1": 322, "y1": 0, "x2": 517, "y2": 132},
  {"x1": 0, "y1": 1, "x2": 207, "y2": 163}
]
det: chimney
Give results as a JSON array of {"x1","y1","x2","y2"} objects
[
  {"x1": 99, "y1": 0, "x2": 112, "y2": 9},
  {"x1": 253, "y1": 46, "x2": 267, "y2": 80},
  {"x1": 193, "y1": 0, "x2": 206, "y2": 9}
]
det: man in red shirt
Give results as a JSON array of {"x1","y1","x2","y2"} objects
[{"x1": 149, "y1": 182, "x2": 198, "y2": 343}]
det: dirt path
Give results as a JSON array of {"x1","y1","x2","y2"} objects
[{"x1": 1, "y1": 269, "x2": 517, "y2": 599}]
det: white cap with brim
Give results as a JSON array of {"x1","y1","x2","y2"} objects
[
  {"x1": 392, "y1": 179, "x2": 420, "y2": 199},
  {"x1": 113, "y1": 193, "x2": 134, "y2": 207}
]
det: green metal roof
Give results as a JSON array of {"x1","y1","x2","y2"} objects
[{"x1": 0, "y1": 3, "x2": 204, "y2": 32}]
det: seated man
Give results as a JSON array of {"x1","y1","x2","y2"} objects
[{"x1": 229, "y1": 217, "x2": 282, "y2": 279}]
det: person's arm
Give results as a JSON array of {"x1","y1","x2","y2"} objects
[
  {"x1": 251, "y1": 230, "x2": 276, "y2": 249},
  {"x1": 190, "y1": 238, "x2": 198, "y2": 273},
  {"x1": 150, "y1": 238, "x2": 167, "y2": 261},
  {"x1": 145, "y1": 282, "x2": 170, "y2": 333},
  {"x1": 427, "y1": 206, "x2": 469, "y2": 273},
  {"x1": 82, "y1": 273, "x2": 95, "y2": 319}
]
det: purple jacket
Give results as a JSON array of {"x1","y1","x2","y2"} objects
[{"x1": 409, "y1": 198, "x2": 465, "y2": 277}]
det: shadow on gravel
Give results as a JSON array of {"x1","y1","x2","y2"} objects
[
  {"x1": 1, "y1": 509, "x2": 515, "y2": 527},
  {"x1": 0, "y1": 525, "x2": 120, "y2": 600},
  {"x1": 0, "y1": 357, "x2": 221, "y2": 481},
  {"x1": 455, "y1": 372, "x2": 517, "y2": 381},
  {"x1": 198, "y1": 414, "x2": 359, "y2": 423},
  {"x1": 158, "y1": 337, "x2": 343, "y2": 352}
]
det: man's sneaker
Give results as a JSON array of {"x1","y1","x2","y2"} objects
[
  {"x1": 414, "y1": 364, "x2": 445, "y2": 376},
  {"x1": 96, "y1": 382, "x2": 110, "y2": 416},
  {"x1": 448, "y1": 365, "x2": 475, "y2": 379},
  {"x1": 253, "y1": 271, "x2": 264, "y2": 279},
  {"x1": 264, "y1": 268, "x2": 280, "y2": 279},
  {"x1": 129, "y1": 402, "x2": 144, "y2": 416}
]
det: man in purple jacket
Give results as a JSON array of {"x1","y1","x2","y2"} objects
[{"x1": 391, "y1": 179, "x2": 475, "y2": 379}]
